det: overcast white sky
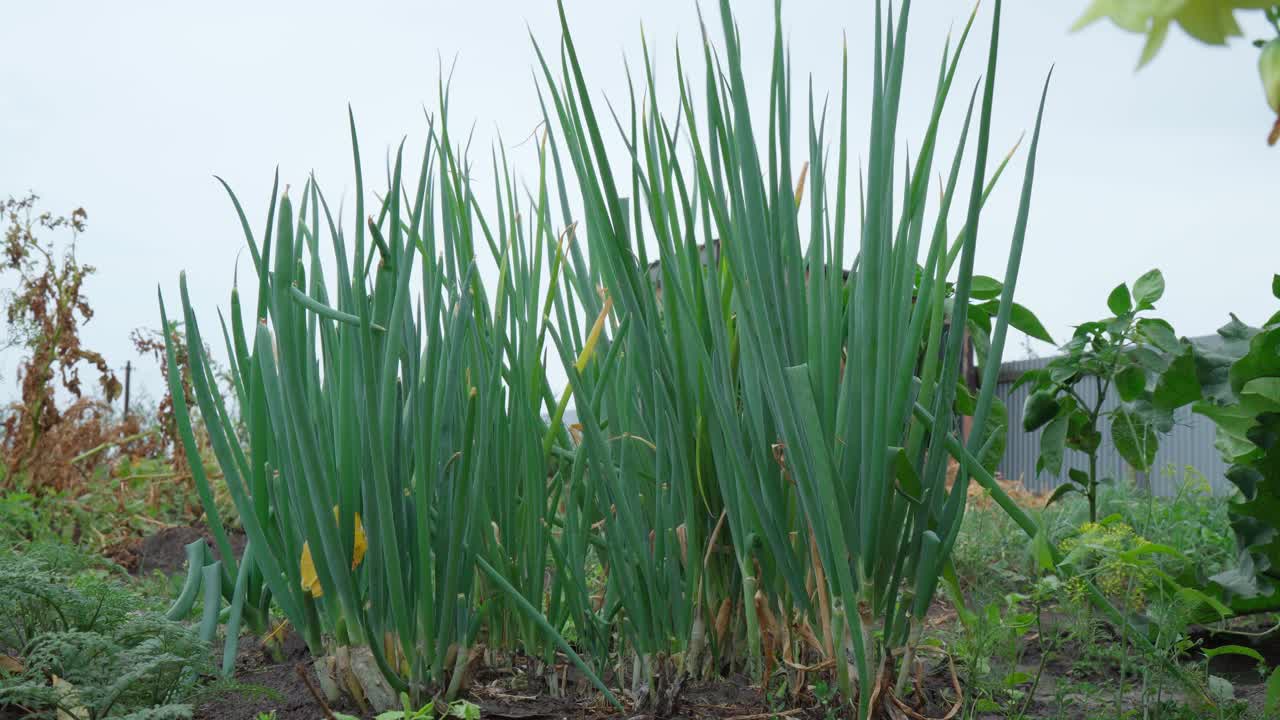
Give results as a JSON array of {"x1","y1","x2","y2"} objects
[{"x1": 2, "y1": 2, "x2": 1276, "y2": 408}]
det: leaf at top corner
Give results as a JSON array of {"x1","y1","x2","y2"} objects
[
  {"x1": 1172, "y1": 0, "x2": 1253, "y2": 46},
  {"x1": 1138, "y1": 17, "x2": 1173, "y2": 67},
  {"x1": 1071, "y1": 0, "x2": 1157, "y2": 33}
]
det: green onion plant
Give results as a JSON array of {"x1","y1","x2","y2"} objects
[{"x1": 155, "y1": 3, "x2": 1187, "y2": 719}]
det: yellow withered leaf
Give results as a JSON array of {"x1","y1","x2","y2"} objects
[
  {"x1": 350, "y1": 511, "x2": 367, "y2": 567},
  {"x1": 300, "y1": 507, "x2": 368, "y2": 598}
]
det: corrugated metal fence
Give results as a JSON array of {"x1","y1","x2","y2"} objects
[{"x1": 993, "y1": 342, "x2": 1230, "y2": 496}]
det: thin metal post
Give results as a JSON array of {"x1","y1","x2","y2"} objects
[{"x1": 123, "y1": 361, "x2": 132, "y2": 418}]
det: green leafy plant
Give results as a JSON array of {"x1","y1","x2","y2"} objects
[
  {"x1": 1018, "y1": 269, "x2": 1190, "y2": 521},
  {"x1": 1059, "y1": 517, "x2": 1165, "y2": 607},
  {"x1": 1112, "y1": 466, "x2": 1237, "y2": 579},
  {"x1": 954, "y1": 586, "x2": 1049, "y2": 716},
  {"x1": 1157, "y1": 276, "x2": 1280, "y2": 613},
  {"x1": 0, "y1": 490, "x2": 42, "y2": 546},
  {"x1": 334, "y1": 695, "x2": 480, "y2": 720},
  {"x1": 1054, "y1": 515, "x2": 1235, "y2": 716},
  {"x1": 0, "y1": 545, "x2": 207, "y2": 719}
]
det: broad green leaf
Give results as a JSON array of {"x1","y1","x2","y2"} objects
[
  {"x1": 1231, "y1": 327, "x2": 1280, "y2": 394},
  {"x1": 1138, "y1": 18, "x2": 1173, "y2": 67},
  {"x1": 1116, "y1": 364, "x2": 1146, "y2": 402},
  {"x1": 1076, "y1": 3, "x2": 1263, "y2": 67},
  {"x1": 1009, "y1": 302, "x2": 1055, "y2": 344},
  {"x1": 980, "y1": 398, "x2": 1009, "y2": 473},
  {"x1": 1119, "y1": 542, "x2": 1185, "y2": 562},
  {"x1": 1044, "y1": 482, "x2": 1078, "y2": 508},
  {"x1": 1002, "y1": 671, "x2": 1033, "y2": 686},
  {"x1": 1130, "y1": 345, "x2": 1171, "y2": 374},
  {"x1": 1071, "y1": 0, "x2": 1157, "y2": 33},
  {"x1": 970, "y1": 275, "x2": 1003, "y2": 300},
  {"x1": 1132, "y1": 396, "x2": 1176, "y2": 433},
  {"x1": 1177, "y1": 584, "x2": 1233, "y2": 619},
  {"x1": 1111, "y1": 408, "x2": 1158, "y2": 471},
  {"x1": 1032, "y1": 527, "x2": 1056, "y2": 571},
  {"x1": 1267, "y1": 666, "x2": 1280, "y2": 715},
  {"x1": 1011, "y1": 368, "x2": 1048, "y2": 392},
  {"x1": 968, "y1": 304, "x2": 994, "y2": 336},
  {"x1": 1133, "y1": 268, "x2": 1165, "y2": 307},
  {"x1": 954, "y1": 381, "x2": 978, "y2": 416},
  {"x1": 1241, "y1": 377, "x2": 1280, "y2": 413},
  {"x1": 1203, "y1": 644, "x2": 1264, "y2": 664},
  {"x1": 1039, "y1": 412, "x2": 1069, "y2": 475},
  {"x1": 1098, "y1": 512, "x2": 1125, "y2": 526},
  {"x1": 1066, "y1": 406, "x2": 1102, "y2": 454},
  {"x1": 1049, "y1": 363, "x2": 1080, "y2": 385},
  {"x1": 1154, "y1": 348, "x2": 1201, "y2": 409},
  {"x1": 1174, "y1": 2, "x2": 1243, "y2": 45},
  {"x1": 1107, "y1": 282, "x2": 1132, "y2": 316},
  {"x1": 1135, "y1": 317, "x2": 1179, "y2": 353},
  {"x1": 890, "y1": 447, "x2": 923, "y2": 504}
]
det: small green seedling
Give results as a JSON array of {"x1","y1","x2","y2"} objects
[{"x1": 335, "y1": 693, "x2": 481, "y2": 720}]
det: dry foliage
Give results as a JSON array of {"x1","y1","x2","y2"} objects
[
  {"x1": 945, "y1": 458, "x2": 1044, "y2": 509},
  {"x1": 130, "y1": 325, "x2": 192, "y2": 468},
  {"x1": 14, "y1": 398, "x2": 141, "y2": 493},
  {"x1": 129, "y1": 322, "x2": 232, "y2": 482},
  {"x1": 1, "y1": 194, "x2": 122, "y2": 488}
]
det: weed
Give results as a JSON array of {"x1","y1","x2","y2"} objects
[{"x1": 0, "y1": 543, "x2": 208, "y2": 719}]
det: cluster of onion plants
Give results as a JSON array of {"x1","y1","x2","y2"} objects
[
  {"x1": 159, "y1": 1, "x2": 1136, "y2": 717},
  {"x1": 532, "y1": 0, "x2": 1057, "y2": 712}
]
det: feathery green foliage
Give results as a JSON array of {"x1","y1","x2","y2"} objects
[{"x1": 0, "y1": 545, "x2": 207, "y2": 720}]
